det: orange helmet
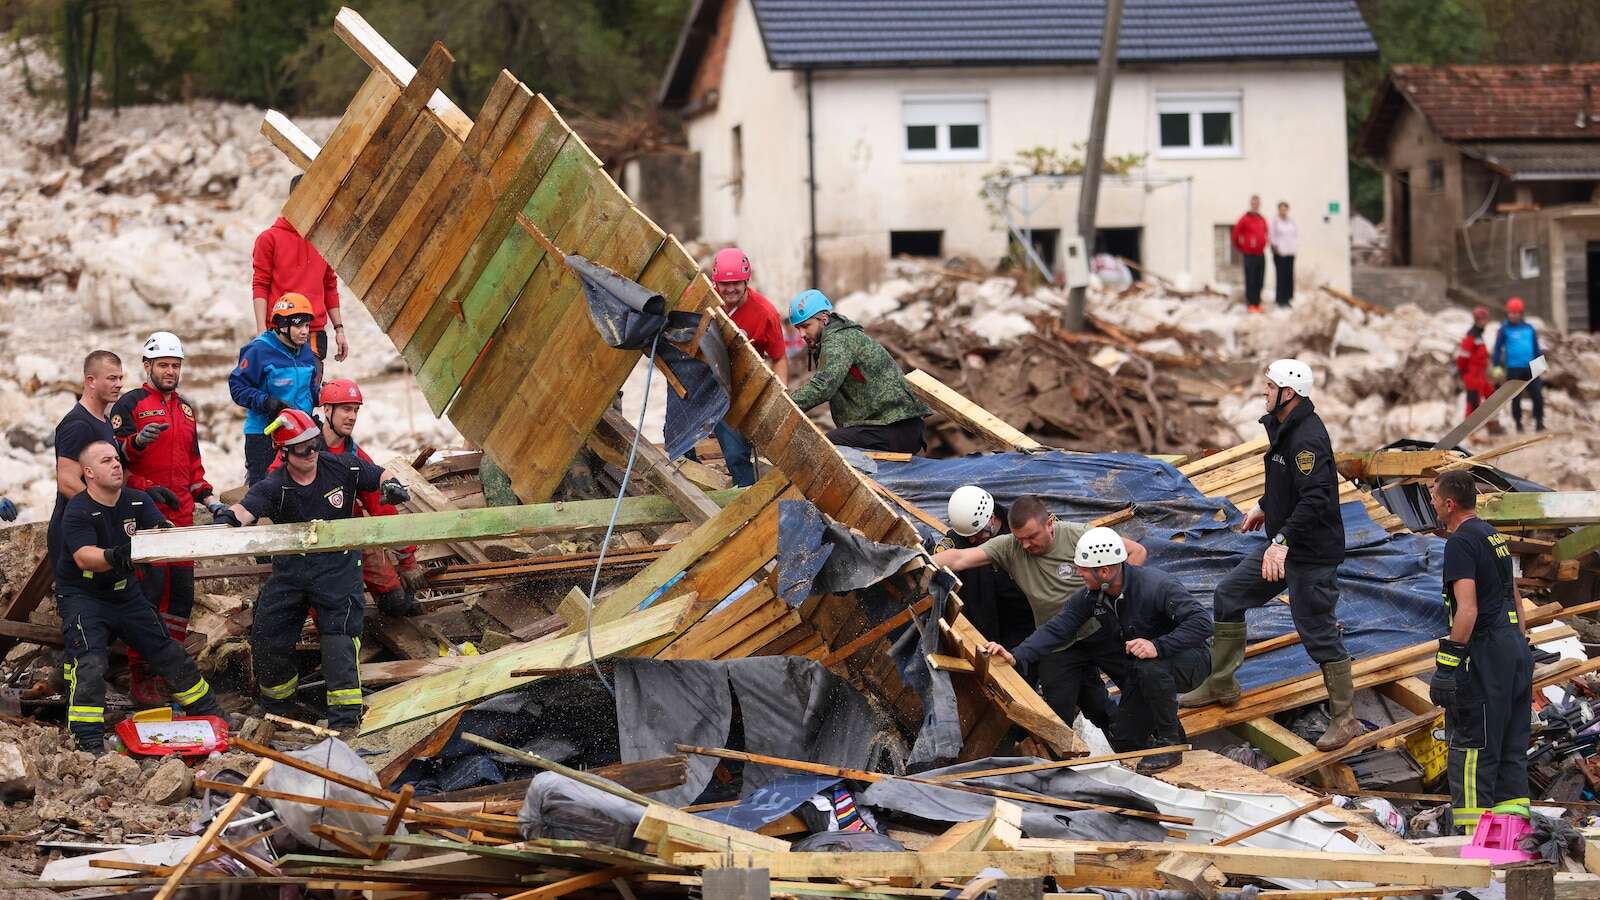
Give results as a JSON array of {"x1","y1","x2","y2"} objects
[
  {"x1": 270, "y1": 292, "x2": 315, "y2": 324},
  {"x1": 1506, "y1": 296, "x2": 1525, "y2": 315},
  {"x1": 264, "y1": 409, "x2": 319, "y2": 449},
  {"x1": 320, "y1": 378, "x2": 363, "y2": 406}
]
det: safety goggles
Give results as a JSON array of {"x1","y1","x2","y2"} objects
[{"x1": 285, "y1": 442, "x2": 318, "y2": 458}]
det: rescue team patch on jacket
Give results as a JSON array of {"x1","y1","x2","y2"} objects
[
  {"x1": 136, "y1": 408, "x2": 164, "y2": 420},
  {"x1": 181, "y1": 403, "x2": 195, "y2": 420},
  {"x1": 123, "y1": 519, "x2": 137, "y2": 536},
  {"x1": 110, "y1": 414, "x2": 123, "y2": 429},
  {"x1": 325, "y1": 488, "x2": 345, "y2": 509},
  {"x1": 1296, "y1": 449, "x2": 1316, "y2": 475}
]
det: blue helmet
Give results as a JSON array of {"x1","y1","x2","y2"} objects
[{"x1": 789, "y1": 289, "x2": 833, "y2": 327}]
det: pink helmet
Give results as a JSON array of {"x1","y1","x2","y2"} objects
[{"x1": 711, "y1": 247, "x2": 752, "y2": 283}]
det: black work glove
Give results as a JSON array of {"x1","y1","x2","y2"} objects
[
  {"x1": 133, "y1": 421, "x2": 170, "y2": 449},
  {"x1": 146, "y1": 485, "x2": 180, "y2": 508},
  {"x1": 157, "y1": 519, "x2": 174, "y2": 529},
  {"x1": 266, "y1": 399, "x2": 288, "y2": 416},
  {"x1": 105, "y1": 545, "x2": 134, "y2": 577},
  {"x1": 376, "y1": 586, "x2": 420, "y2": 618},
  {"x1": 1429, "y1": 638, "x2": 1469, "y2": 708},
  {"x1": 0, "y1": 498, "x2": 16, "y2": 522},
  {"x1": 206, "y1": 502, "x2": 242, "y2": 528},
  {"x1": 379, "y1": 478, "x2": 410, "y2": 505}
]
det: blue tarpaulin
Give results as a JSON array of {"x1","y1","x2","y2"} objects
[{"x1": 871, "y1": 451, "x2": 1449, "y2": 691}]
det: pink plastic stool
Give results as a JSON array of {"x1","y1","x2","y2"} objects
[{"x1": 1459, "y1": 812, "x2": 1536, "y2": 863}]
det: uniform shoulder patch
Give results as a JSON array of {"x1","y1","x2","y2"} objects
[{"x1": 1295, "y1": 449, "x2": 1316, "y2": 475}]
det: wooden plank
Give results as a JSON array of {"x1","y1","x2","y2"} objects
[
  {"x1": 679, "y1": 851, "x2": 1075, "y2": 879},
  {"x1": 927, "y1": 746, "x2": 1188, "y2": 783},
  {"x1": 1556, "y1": 525, "x2": 1600, "y2": 562},
  {"x1": 503, "y1": 866, "x2": 630, "y2": 900},
  {"x1": 281, "y1": 71, "x2": 400, "y2": 235},
  {"x1": 360, "y1": 595, "x2": 694, "y2": 733},
  {"x1": 131, "y1": 490, "x2": 743, "y2": 562},
  {"x1": 333, "y1": 7, "x2": 471, "y2": 138},
  {"x1": 945, "y1": 615, "x2": 1087, "y2": 757},
  {"x1": 1264, "y1": 712, "x2": 1438, "y2": 781},
  {"x1": 1378, "y1": 677, "x2": 1435, "y2": 716},
  {"x1": 1335, "y1": 450, "x2": 1461, "y2": 479},
  {"x1": 1229, "y1": 718, "x2": 1359, "y2": 794},
  {"x1": 906, "y1": 369, "x2": 1044, "y2": 452},
  {"x1": 1480, "y1": 492, "x2": 1600, "y2": 527},
  {"x1": 328, "y1": 114, "x2": 447, "y2": 280},
  {"x1": 352, "y1": 124, "x2": 463, "y2": 299},
  {"x1": 152, "y1": 759, "x2": 273, "y2": 900},
  {"x1": 261, "y1": 110, "x2": 319, "y2": 171},
  {"x1": 1017, "y1": 839, "x2": 1490, "y2": 888},
  {"x1": 591, "y1": 407, "x2": 721, "y2": 524},
  {"x1": 1433, "y1": 356, "x2": 1548, "y2": 449},
  {"x1": 1214, "y1": 798, "x2": 1332, "y2": 846}
]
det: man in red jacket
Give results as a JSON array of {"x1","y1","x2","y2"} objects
[
  {"x1": 253, "y1": 175, "x2": 348, "y2": 366},
  {"x1": 704, "y1": 247, "x2": 789, "y2": 486},
  {"x1": 268, "y1": 378, "x2": 425, "y2": 616},
  {"x1": 110, "y1": 332, "x2": 222, "y2": 705},
  {"x1": 1456, "y1": 306, "x2": 1494, "y2": 415},
  {"x1": 1231, "y1": 194, "x2": 1269, "y2": 313}
]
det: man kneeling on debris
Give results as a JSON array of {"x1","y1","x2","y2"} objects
[
  {"x1": 59, "y1": 441, "x2": 225, "y2": 754},
  {"x1": 267, "y1": 378, "x2": 426, "y2": 617},
  {"x1": 985, "y1": 527, "x2": 1212, "y2": 774},
  {"x1": 786, "y1": 289, "x2": 932, "y2": 454},
  {"x1": 1429, "y1": 470, "x2": 1533, "y2": 834},
  {"x1": 214, "y1": 409, "x2": 411, "y2": 734}
]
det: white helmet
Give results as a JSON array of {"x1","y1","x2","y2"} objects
[
  {"x1": 142, "y1": 331, "x2": 185, "y2": 361},
  {"x1": 1265, "y1": 358, "x2": 1313, "y2": 398},
  {"x1": 947, "y1": 485, "x2": 995, "y2": 537},
  {"x1": 1073, "y1": 526, "x2": 1128, "y2": 568}
]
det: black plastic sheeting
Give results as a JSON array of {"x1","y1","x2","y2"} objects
[
  {"x1": 859, "y1": 756, "x2": 1169, "y2": 843},
  {"x1": 1363, "y1": 437, "x2": 1550, "y2": 533},
  {"x1": 775, "y1": 500, "x2": 922, "y2": 607},
  {"x1": 572, "y1": 253, "x2": 731, "y2": 460},
  {"x1": 613, "y1": 656, "x2": 891, "y2": 807},
  {"x1": 870, "y1": 451, "x2": 1450, "y2": 692},
  {"x1": 888, "y1": 571, "x2": 964, "y2": 767}
]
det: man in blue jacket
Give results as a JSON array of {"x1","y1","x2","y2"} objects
[
  {"x1": 984, "y1": 526, "x2": 1212, "y2": 775},
  {"x1": 229, "y1": 292, "x2": 320, "y2": 484},
  {"x1": 1492, "y1": 296, "x2": 1543, "y2": 433}
]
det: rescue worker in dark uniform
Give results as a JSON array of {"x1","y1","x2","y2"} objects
[
  {"x1": 110, "y1": 331, "x2": 221, "y2": 706},
  {"x1": 934, "y1": 496, "x2": 1143, "y2": 733},
  {"x1": 936, "y1": 486, "x2": 1035, "y2": 649},
  {"x1": 268, "y1": 378, "x2": 426, "y2": 617},
  {"x1": 1181, "y1": 359, "x2": 1362, "y2": 751},
  {"x1": 1428, "y1": 470, "x2": 1532, "y2": 835},
  {"x1": 215, "y1": 410, "x2": 410, "y2": 733},
  {"x1": 58, "y1": 440, "x2": 225, "y2": 753},
  {"x1": 985, "y1": 527, "x2": 1213, "y2": 775}
]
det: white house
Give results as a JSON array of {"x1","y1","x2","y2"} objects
[{"x1": 659, "y1": 0, "x2": 1375, "y2": 301}]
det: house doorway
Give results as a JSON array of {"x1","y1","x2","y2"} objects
[
  {"x1": 1392, "y1": 172, "x2": 1412, "y2": 265},
  {"x1": 1588, "y1": 241, "x2": 1600, "y2": 332},
  {"x1": 1096, "y1": 227, "x2": 1142, "y2": 268}
]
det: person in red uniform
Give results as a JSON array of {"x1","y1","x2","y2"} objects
[
  {"x1": 109, "y1": 332, "x2": 221, "y2": 705},
  {"x1": 1456, "y1": 306, "x2": 1494, "y2": 416},
  {"x1": 253, "y1": 175, "x2": 348, "y2": 367},
  {"x1": 1231, "y1": 195, "x2": 1270, "y2": 313},
  {"x1": 268, "y1": 378, "x2": 425, "y2": 616},
  {"x1": 704, "y1": 247, "x2": 788, "y2": 486}
]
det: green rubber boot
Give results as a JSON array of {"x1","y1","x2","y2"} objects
[
  {"x1": 1179, "y1": 621, "x2": 1246, "y2": 708},
  {"x1": 1316, "y1": 658, "x2": 1365, "y2": 751}
]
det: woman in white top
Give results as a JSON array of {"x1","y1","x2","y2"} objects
[{"x1": 1270, "y1": 202, "x2": 1299, "y2": 307}]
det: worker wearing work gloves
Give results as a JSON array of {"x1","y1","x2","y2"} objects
[
  {"x1": 704, "y1": 248, "x2": 788, "y2": 486},
  {"x1": 229, "y1": 292, "x2": 321, "y2": 485},
  {"x1": 109, "y1": 332, "x2": 219, "y2": 706},
  {"x1": 1182, "y1": 359, "x2": 1360, "y2": 750},
  {"x1": 934, "y1": 495, "x2": 1145, "y2": 734},
  {"x1": 268, "y1": 379, "x2": 425, "y2": 617},
  {"x1": 1491, "y1": 297, "x2": 1543, "y2": 433},
  {"x1": 933, "y1": 486, "x2": 1034, "y2": 650},
  {"x1": 215, "y1": 409, "x2": 411, "y2": 735},
  {"x1": 787, "y1": 289, "x2": 932, "y2": 454},
  {"x1": 57, "y1": 441, "x2": 224, "y2": 753},
  {"x1": 985, "y1": 527, "x2": 1213, "y2": 775},
  {"x1": 1429, "y1": 470, "x2": 1532, "y2": 835},
  {"x1": 1455, "y1": 307, "x2": 1494, "y2": 417}
]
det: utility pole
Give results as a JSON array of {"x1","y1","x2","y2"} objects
[{"x1": 1064, "y1": 0, "x2": 1124, "y2": 331}]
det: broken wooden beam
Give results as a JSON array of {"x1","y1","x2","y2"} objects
[
  {"x1": 153, "y1": 758, "x2": 273, "y2": 900},
  {"x1": 1433, "y1": 356, "x2": 1548, "y2": 450},
  {"x1": 906, "y1": 369, "x2": 1045, "y2": 453},
  {"x1": 1335, "y1": 449, "x2": 1461, "y2": 480},
  {"x1": 1479, "y1": 492, "x2": 1600, "y2": 527},
  {"x1": 1214, "y1": 797, "x2": 1332, "y2": 845},
  {"x1": 589, "y1": 407, "x2": 721, "y2": 524},
  {"x1": 1556, "y1": 525, "x2": 1600, "y2": 562},
  {"x1": 131, "y1": 489, "x2": 743, "y2": 562}
]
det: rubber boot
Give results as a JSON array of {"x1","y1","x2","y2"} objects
[
  {"x1": 1316, "y1": 658, "x2": 1364, "y2": 751},
  {"x1": 1179, "y1": 621, "x2": 1245, "y2": 708}
]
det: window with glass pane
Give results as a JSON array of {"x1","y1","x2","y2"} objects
[
  {"x1": 1155, "y1": 93, "x2": 1242, "y2": 157},
  {"x1": 1159, "y1": 113, "x2": 1190, "y2": 148},
  {"x1": 948, "y1": 124, "x2": 980, "y2": 149},
  {"x1": 902, "y1": 94, "x2": 987, "y2": 160},
  {"x1": 906, "y1": 125, "x2": 937, "y2": 151},
  {"x1": 1201, "y1": 111, "x2": 1232, "y2": 146}
]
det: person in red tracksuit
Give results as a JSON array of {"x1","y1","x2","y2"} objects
[
  {"x1": 1231, "y1": 194, "x2": 1270, "y2": 312},
  {"x1": 109, "y1": 332, "x2": 222, "y2": 706},
  {"x1": 253, "y1": 175, "x2": 348, "y2": 369},
  {"x1": 269, "y1": 379, "x2": 425, "y2": 616},
  {"x1": 1456, "y1": 306, "x2": 1494, "y2": 416}
]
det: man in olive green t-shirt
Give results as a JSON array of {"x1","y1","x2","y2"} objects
[{"x1": 933, "y1": 495, "x2": 1146, "y2": 731}]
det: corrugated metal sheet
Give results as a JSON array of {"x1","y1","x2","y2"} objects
[{"x1": 750, "y1": 0, "x2": 1376, "y2": 69}]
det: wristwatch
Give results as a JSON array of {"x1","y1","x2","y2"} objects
[{"x1": 1271, "y1": 533, "x2": 1287, "y2": 547}]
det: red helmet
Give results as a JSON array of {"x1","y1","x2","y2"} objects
[
  {"x1": 710, "y1": 247, "x2": 751, "y2": 283},
  {"x1": 1506, "y1": 296, "x2": 1525, "y2": 315},
  {"x1": 1472, "y1": 306, "x2": 1490, "y2": 323},
  {"x1": 265, "y1": 409, "x2": 319, "y2": 449},
  {"x1": 320, "y1": 378, "x2": 363, "y2": 406}
]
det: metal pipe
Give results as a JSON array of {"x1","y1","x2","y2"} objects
[{"x1": 805, "y1": 67, "x2": 819, "y2": 288}]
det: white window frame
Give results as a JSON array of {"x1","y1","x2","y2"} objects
[
  {"x1": 901, "y1": 93, "x2": 988, "y2": 162},
  {"x1": 1520, "y1": 244, "x2": 1540, "y2": 278},
  {"x1": 1155, "y1": 91, "x2": 1242, "y2": 159}
]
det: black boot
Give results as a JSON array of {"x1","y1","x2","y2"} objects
[{"x1": 1135, "y1": 734, "x2": 1186, "y2": 775}]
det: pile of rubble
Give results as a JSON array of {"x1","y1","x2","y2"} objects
[{"x1": 834, "y1": 260, "x2": 1600, "y2": 487}]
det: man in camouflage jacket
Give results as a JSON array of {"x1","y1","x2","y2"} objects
[{"x1": 787, "y1": 290, "x2": 931, "y2": 453}]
